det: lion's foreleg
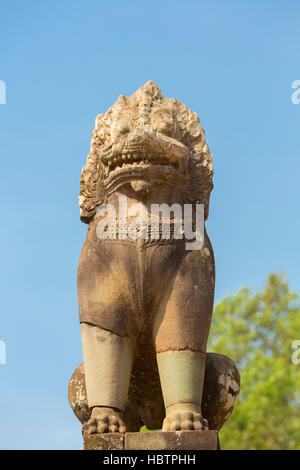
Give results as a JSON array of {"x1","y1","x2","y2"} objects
[
  {"x1": 157, "y1": 350, "x2": 209, "y2": 431},
  {"x1": 80, "y1": 323, "x2": 134, "y2": 434}
]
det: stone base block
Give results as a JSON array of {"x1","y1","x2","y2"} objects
[
  {"x1": 126, "y1": 431, "x2": 218, "y2": 450},
  {"x1": 84, "y1": 431, "x2": 218, "y2": 450},
  {"x1": 84, "y1": 433, "x2": 124, "y2": 450}
]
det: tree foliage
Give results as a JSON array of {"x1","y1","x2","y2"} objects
[{"x1": 208, "y1": 273, "x2": 300, "y2": 449}]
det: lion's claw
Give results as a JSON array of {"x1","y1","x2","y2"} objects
[
  {"x1": 82, "y1": 407, "x2": 126, "y2": 434},
  {"x1": 162, "y1": 410, "x2": 209, "y2": 432}
]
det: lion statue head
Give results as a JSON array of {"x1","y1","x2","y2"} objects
[{"x1": 79, "y1": 81, "x2": 213, "y2": 223}]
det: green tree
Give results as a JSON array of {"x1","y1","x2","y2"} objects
[{"x1": 208, "y1": 273, "x2": 300, "y2": 449}]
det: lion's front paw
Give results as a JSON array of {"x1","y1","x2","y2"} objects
[
  {"x1": 82, "y1": 407, "x2": 126, "y2": 434},
  {"x1": 162, "y1": 404, "x2": 209, "y2": 432}
]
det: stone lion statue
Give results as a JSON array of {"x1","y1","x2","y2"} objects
[{"x1": 69, "y1": 81, "x2": 239, "y2": 435}]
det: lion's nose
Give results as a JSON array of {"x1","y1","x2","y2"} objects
[{"x1": 126, "y1": 126, "x2": 153, "y2": 144}]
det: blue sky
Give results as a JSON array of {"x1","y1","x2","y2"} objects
[{"x1": 0, "y1": 0, "x2": 299, "y2": 449}]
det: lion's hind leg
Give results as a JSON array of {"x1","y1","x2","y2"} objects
[{"x1": 127, "y1": 351, "x2": 165, "y2": 431}]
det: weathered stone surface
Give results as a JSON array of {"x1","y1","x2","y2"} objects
[
  {"x1": 68, "y1": 364, "x2": 90, "y2": 424},
  {"x1": 84, "y1": 433, "x2": 124, "y2": 450},
  {"x1": 202, "y1": 353, "x2": 240, "y2": 431},
  {"x1": 83, "y1": 431, "x2": 218, "y2": 451},
  {"x1": 125, "y1": 431, "x2": 218, "y2": 450}
]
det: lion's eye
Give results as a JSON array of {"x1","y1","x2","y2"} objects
[
  {"x1": 110, "y1": 119, "x2": 131, "y2": 140},
  {"x1": 187, "y1": 121, "x2": 202, "y2": 140},
  {"x1": 157, "y1": 120, "x2": 174, "y2": 136}
]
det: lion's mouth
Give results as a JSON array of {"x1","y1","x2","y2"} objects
[
  {"x1": 102, "y1": 151, "x2": 181, "y2": 175},
  {"x1": 101, "y1": 152, "x2": 189, "y2": 195},
  {"x1": 100, "y1": 128, "x2": 190, "y2": 192}
]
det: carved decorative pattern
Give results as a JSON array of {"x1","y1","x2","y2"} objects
[{"x1": 79, "y1": 81, "x2": 213, "y2": 223}]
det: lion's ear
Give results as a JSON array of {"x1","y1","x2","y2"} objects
[
  {"x1": 79, "y1": 210, "x2": 94, "y2": 225},
  {"x1": 79, "y1": 161, "x2": 101, "y2": 224}
]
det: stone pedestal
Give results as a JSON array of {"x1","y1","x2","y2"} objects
[
  {"x1": 84, "y1": 431, "x2": 219, "y2": 450},
  {"x1": 84, "y1": 433, "x2": 125, "y2": 450}
]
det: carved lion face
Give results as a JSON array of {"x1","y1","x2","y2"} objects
[{"x1": 79, "y1": 81, "x2": 213, "y2": 223}]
